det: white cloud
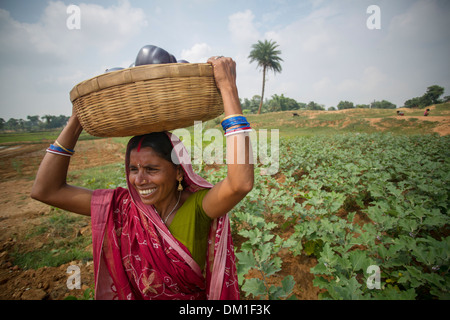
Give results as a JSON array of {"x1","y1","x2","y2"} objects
[
  {"x1": 76, "y1": 0, "x2": 148, "y2": 54},
  {"x1": 180, "y1": 43, "x2": 212, "y2": 63},
  {"x1": 0, "y1": 0, "x2": 148, "y2": 119},
  {"x1": 228, "y1": 9, "x2": 260, "y2": 48},
  {"x1": 0, "y1": 1, "x2": 147, "y2": 64}
]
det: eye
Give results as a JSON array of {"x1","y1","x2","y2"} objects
[
  {"x1": 129, "y1": 166, "x2": 138, "y2": 172},
  {"x1": 145, "y1": 167, "x2": 157, "y2": 174}
]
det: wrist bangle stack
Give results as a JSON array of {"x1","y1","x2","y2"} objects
[
  {"x1": 46, "y1": 140, "x2": 75, "y2": 157},
  {"x1": 221, "y1": 114, "x2": 252, "y2": 137}
]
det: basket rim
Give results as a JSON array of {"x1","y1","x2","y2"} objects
[{"x1": 69, "y1": 63, "x2": 215, "y2": 102}]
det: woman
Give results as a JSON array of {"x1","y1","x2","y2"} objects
[{"x1": 31, "y1": 57, "x2": 254, "y2": 300}]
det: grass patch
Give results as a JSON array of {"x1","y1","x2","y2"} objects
[
  {"x1": 10, "y1": 163, "x2": 128, "y2": 270},
  {"x1": 11, "y1": 245, "x2": 92, "y2": 270},
  {"x1": 0, "y1": 130, "x2": 99, "y2": 145},
  {"x1": 11, "y1": 208, "x2": 92, "y2": 269},
  {"x1": 68, "y1": 162, "x2": 126, "y2": 189}
]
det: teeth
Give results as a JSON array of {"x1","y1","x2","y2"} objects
[{"x1": 139, "y1": 188, "x2": 156, "y2": 195}]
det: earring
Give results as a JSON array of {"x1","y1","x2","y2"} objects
[{"x1": 177, "y1": 177, "x2": 184, "y2": 191}]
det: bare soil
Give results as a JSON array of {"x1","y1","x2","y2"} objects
[
  {"x1": 322, "y1": 105, "x2": 450, "y2": 136},
  {"x1": 0, "y1": 138, "x2": 124, "y2": 300}
]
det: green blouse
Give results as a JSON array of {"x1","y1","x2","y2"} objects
[{"x1": 168, "y1": 189, "x2": 211, "y2": 269}]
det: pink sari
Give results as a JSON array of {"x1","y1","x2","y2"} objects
[{"x1": 90, "y1": 132, "x2": 240, "y2": 300}]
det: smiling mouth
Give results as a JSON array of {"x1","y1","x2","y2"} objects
[{"x1": 138, "y1": 188, "x2": 156, "y2": 196}]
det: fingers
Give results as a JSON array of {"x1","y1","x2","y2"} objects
[
  {"x1": 207, "y1": 56, "x2": 234, "y2": 66},
  {"x1": 208, "y1": 57, "x2": 236, "y2": 74},
  {"x1": 208, "y1": 56, "x2": 225, "y2": 63},
  {"x1": 207, "y1": 56, "x2": 237, "y2": 88}
]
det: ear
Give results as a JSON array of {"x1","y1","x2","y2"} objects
[{"x1": 176, "y1": 165, "x2": 184, "y2": 181}]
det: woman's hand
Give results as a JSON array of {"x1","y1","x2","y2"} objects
[
  {"x1": 207, "y1": 56, "x2": 242, "y2": 116},
  {"x1": 207, "y1": 56, "x2": 237, "y2": 92}
]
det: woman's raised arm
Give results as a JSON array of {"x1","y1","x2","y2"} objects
[
  {"x1": 202, "y1": 57, "x2": 254, "y2": 219},
  {"x1": 30, "y1": 113, "x2": 93, "y2": 216}
]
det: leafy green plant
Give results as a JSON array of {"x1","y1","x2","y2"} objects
[
  {"x1": 234, "y1": 211, "x2": 296, "y2": 300},
  {"x1": 65, "y1": 286, "x2": 95, "y2": 300},
  {"x1": 217, "y1": 132, "x2": 450, "y2": 300}
]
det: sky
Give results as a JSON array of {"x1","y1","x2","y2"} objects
[{"x1": 0, "y1": 0, "x2": 449, "y2": 120}]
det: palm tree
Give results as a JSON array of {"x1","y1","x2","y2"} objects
[{"x1": 248, "y1": 40, "x2": 283, "y2": 114}]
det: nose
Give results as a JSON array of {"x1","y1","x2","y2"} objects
[{"x1": 135, "y1": 169, "x2": 148, "y2": 185}]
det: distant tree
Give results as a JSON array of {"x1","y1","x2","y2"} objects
[
  {"x1": 404, "y1": 97, "x2": 421, "y2": 108},
  {"x1": 248, "y1": 40, "x2": 283, "y2": 114},
  {"x1": 27, "y1": 115, "x2": 41, "y2": 130},
  {"x1": 267, "y1": 94, "x2": 299, "y2": 112},
  {"x1": 298, "y1": 102, "x2": 307, "y2": 109},
  {"x1": 356, "y1": 104, "x2": 370, "y2": 108},
  {"x1": 306, "y1": 101, "x2": 325, "y2": 110},
  {"x1": 241, "y1": 95, "x2": 263, "y2": 114},
  {"x1": 5, "y1": 118, "x2": 19, "y2": 131},
  {"x1": 423, "y1": 85, "x2": 444, "y2": 105},
  {"x1": 1, "y1": 114, "x2": 69, "y2": 132},
  {"x1": 403, "y1": 85, "x2": 445, "y2": 108},
  {"x1": 42, "y1": 114, "x2": 69, "y2": 129},
  {"x1": 328, "y1": 106, "x2": 336, "y2": 111},
  {"x1": 371, "y1": 100, "x2": 396, "y2": 109},
  {"x1": 337, "y1": 101, "x2": 354, "y2": 110}
]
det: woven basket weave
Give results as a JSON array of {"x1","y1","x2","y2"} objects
[{"x1": 70, "y1": 63, "x2": 223, "y2": 137}]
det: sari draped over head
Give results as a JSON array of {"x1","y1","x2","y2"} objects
[{"x1": 90, "y1": 132, "x2": 240, "y2": 300}]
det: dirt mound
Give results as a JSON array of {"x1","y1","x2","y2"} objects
[{"x1": 308, "y1": 104, "x2": 450, "y2": 136}]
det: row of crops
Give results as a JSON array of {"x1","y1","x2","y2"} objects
[{"x1": 200, "y1": 132, "x2": 450, "y2": 300}]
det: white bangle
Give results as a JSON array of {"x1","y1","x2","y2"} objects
[
  {"x1": 46, "y1": 149, "x2": 73, "y2": 157},
  {"x1": 224, "y1": 129, "x2": 253, "y2": 137}
]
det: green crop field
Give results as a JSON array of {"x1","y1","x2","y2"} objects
[{"x1": 222, "y1": 133, "x2": 449, "y2": 300}]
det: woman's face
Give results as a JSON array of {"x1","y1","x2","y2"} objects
[{"x1": 128, "y1": 146, "x2": 180, "y2": 207}]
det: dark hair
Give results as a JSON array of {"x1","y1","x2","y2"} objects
[{"x1": 127, "y1": 132, "x2": 175, "y2": 164}]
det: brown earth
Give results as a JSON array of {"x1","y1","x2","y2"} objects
[
  {"x1": 305, "y1": 104, "x2": 450, "y2": 136},
  {"x1": 0, "y1": 138, "x2": 124, "y2": 300}
]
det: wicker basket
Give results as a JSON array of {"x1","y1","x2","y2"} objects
[{"x1": 70, "y1": 63, "x2": 223, "y2": 137}]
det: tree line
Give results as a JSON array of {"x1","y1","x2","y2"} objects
[
  {"x1": 241, "y1": 84, "x2": 448, "y2": 114},
  {"x1": 241, "y1": 95, "x2": 400, "y2": 114},
  {"x1": 0, "y1": 115, "x2": 70, "y2": 132}
]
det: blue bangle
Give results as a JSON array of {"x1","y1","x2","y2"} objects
[
  {"x1": 221, "y1": 116, "x2": 249, "y2": 131},
  {"x1": 48, "y1": 144, "x2": 73, "y2": 155}
]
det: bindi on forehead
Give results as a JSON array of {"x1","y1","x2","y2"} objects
[{"x1": 137, "y1": 136, "x2": 145, "y2": 152}]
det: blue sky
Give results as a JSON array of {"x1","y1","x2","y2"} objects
[{"x1": 0, "y1": 0, "x2": 449, "y2": 120}]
